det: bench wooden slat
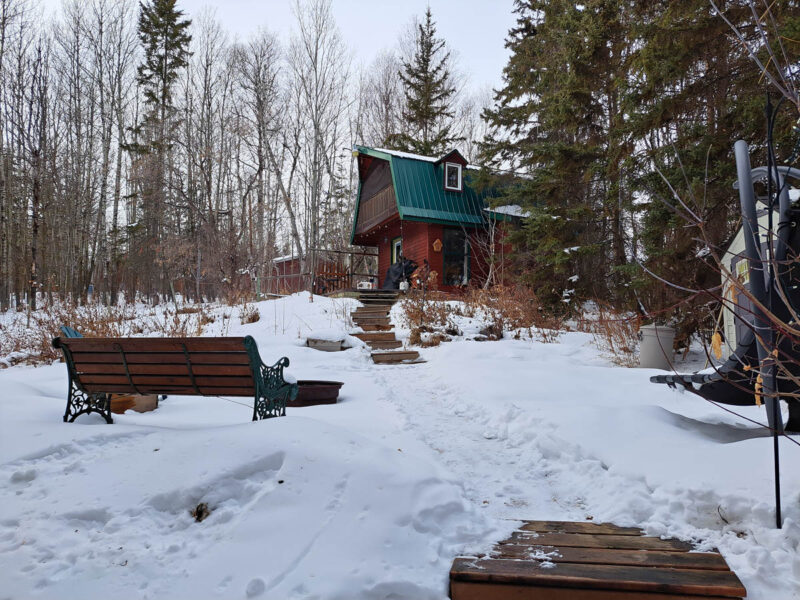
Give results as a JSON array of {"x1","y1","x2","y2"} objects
[
  {"x1": 74, "y1": 364, "x2": 254, "y2": 377},
  {"x1": 77, "y1": 374, "x2": 256, "y2": 387},
  {"x1": 60, "y1": 337, "x2": 249, "y2": 353},
  {"x1": 506, "y1": 533, "x2": 694, "y2": 552},
  {"x1": 69, "y1": 352, "x2": 252, "y2": 366},
  {"x1": 490, "y1": 545, "x2": 731, "y2": 571},
  {"x1": 81, "y1": 384, "x2": 256, "y2": 396},
  {"x1": 450, "y1": 558, "x2": 746, "y2": 597}
]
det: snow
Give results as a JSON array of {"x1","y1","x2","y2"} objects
[
  {"x1": 483, "y1": 204, "x2": 530, "y2": 218},
  {"x1": 1, "y1": 292, "x2": 799, "y2": 599},
  {"x1": 369, "y1": 147, "x2": 478, "y2": 170}
]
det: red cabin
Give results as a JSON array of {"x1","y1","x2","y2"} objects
[{"x1": 350, "y1": 146, "x2": 521, "y2": 291}]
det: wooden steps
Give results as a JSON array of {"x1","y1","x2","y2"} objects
[
  {"x1": 353, "y1": 316, "x2": 391, "y2": 327},
  {"x1": 353, "y1": 332, "x2": 396, "y2": 343},
  {"x1": 352, "y1": 311, "x2": 390, "y2": 320},
  {"x1": 371, "y1": 350, "x2": 421, "y2": 364},
  {"x1": 358, "y1": 290, "x2": 400, "y2": 306},
  {"x1": 450, "y1": 521, "x2": 746, "y2": 600},
  {"x1": 352, "y1": 306, "x2": 391, "y2": 315},
  {"x1": 369, "y1": 340, "x2": 403, "y2": 350},
  {"x1": 359, "y1": 323, "x2": 394, "y2": 332},
  {"x1": 350, "y1": 290, "x2": 422, "y2": 364}
]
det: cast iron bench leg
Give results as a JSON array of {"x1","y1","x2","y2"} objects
[
  {"x1": 251, "y1": 357, "x2": 295, "y2": 421},
  {"x1": 63, "y1": 377, "x2": 113, "y2": 424}
]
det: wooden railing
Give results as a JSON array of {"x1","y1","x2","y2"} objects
[{"x1": 355, "y1": 185, "x2": 397, "y2": 234}]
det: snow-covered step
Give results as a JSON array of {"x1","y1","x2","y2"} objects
[
  {"x1": 353, "y1": 331, "x2": 396, "y2": 343},
  {"x1": 353, "y1": 316, "x2": 391, "y2": 327},
  {"x1": 367, "y1": 340, "x2": 402, "y2": 350},
  {"x1": 358, "y1": 323, "x2": 393, "y2": 332},
  {"x1": 371, "y1": 350, "x2": 420, "y2": 364},
  {"x1": 351, "y1": 307, "x2": 390, "y2": 318}
]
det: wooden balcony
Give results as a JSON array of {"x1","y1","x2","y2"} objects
[{"x1": 355, "y1": 185, "x2": 398, "y2": 235}]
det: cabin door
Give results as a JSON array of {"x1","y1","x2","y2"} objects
[{"x1": 443, "y1": 228, "x2": 470, "y2": 286}]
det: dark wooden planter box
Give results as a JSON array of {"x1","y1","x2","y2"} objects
[{"x1": 288, "y1": 380, "x2": 344, "y2": 407}]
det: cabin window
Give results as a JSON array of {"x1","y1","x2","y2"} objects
[
  {"x1": 444, "y1": 162, "x2": 462, "y2": 192},
  {"x1": 442, "y1": 228, "x2": 469, "y2": 286},
  {"x1": 391, "y1": 237, "x2": 402, "y2": 264}
]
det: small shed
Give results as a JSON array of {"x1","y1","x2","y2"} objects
[{"x1": 350, "y1": 146, "x2": 518, "y2": 291}]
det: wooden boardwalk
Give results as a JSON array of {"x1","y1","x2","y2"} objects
[{"x1": 450, "y1": 521, "x2": 746, "y2": 600}]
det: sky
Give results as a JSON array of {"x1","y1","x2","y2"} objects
[{"x1": 174, "y1": 0, "x2": 517, "y2": 93}]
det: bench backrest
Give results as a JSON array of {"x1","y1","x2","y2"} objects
[{"x1": 52, "y1": 337, "x2": 258, "y2": 397}]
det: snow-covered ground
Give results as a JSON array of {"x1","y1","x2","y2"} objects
[{"x1": 1, "y1": 293, "x2": 798, "y2": 599}]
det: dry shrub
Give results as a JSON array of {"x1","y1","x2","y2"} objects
[
  {"x1": 0, "y1": 298, "x2": 218, "y2": 366},
  {"x1": 464, "y1": 285, "x2": 564, "y2": 343},
  {"x1": 397, "y1": 284, "x2": 564, "y2": 344},
  {"x1": 222, "y1": 286, "x2": 254, "y2": 307},
  {"x1": 408, "y1": 328, "x2": 449, "y2": 347},
  {"x1": 578, "y1": 305, "x2": 640, "y2": 367},
  {"x1": 239, "y1": 303, "x2": 260, "y2": 324},
  {"x1": 398, "y1": 290, "x2": 452, "y2": 330}
]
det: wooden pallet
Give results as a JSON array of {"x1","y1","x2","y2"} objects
[{"x1": 450, "y1": 521, "x2": 746, "y2": 600}]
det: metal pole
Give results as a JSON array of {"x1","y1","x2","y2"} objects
[{"x1": 734, "y1": 139, "x2": 782, "y2": 528}]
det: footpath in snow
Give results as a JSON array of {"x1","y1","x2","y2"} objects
[{"x1": 1, "y1": 293, "x2": 798, "y2": 599}]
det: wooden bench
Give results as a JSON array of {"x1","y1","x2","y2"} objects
[{"x1": 52, "y1": 335, "x2": 298, "y2": 424}]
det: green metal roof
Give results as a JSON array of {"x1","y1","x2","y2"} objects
[{"x1": 353, "y1": 146, "x2": 494, "y2": 232}]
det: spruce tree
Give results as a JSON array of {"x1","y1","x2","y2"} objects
[
  {"x1": 389, "y1": 8, "x2": 459, "y2": 156},
  {"x1": 481, "y1": 0, "x2": 631, "y2": 307},
  {"x1": 624, "y1": 0, "x2": 800, "y2": 336},
  {"x1": 135, "y1": 0, "x2": 191, "y2": 149},
  {"x1": 481, "y1": 0, "x2": 800, "y2": 331},
  {"x1": 129, "y1": 0, "x2": 191, "y2": 295}
]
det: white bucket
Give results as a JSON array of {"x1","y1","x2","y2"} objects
[{"x1": 639, "y1": 325, "x2": 675, "y2": 370}]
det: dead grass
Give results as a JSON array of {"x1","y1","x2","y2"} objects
[
  {"x1": 398, "y1": 284, "x2": 565, "y2": 345},
  {"x1": 0, "y1": 299, "x2": 218, "y2": 366},
  {"x1": 239, "y1": 303, "x2": 261, "y2": 324},
  {"x1": 577, "y1": 304, "x2": 640, "y2": 367}
]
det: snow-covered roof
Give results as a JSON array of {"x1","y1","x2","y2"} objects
[
  {"x1": 372, "y1": 147, "x2": 437, "y2": 163},
  {"x1": 369, "y1": 146, "x2": 478, "y2": 170},
  {"x1": 483, "y1": 204, "x2": 530, "y2": 218}
]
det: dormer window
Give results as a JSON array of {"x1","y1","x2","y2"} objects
[{"x1": 444, "y1": 162, "x2": 462, "y2": 192}]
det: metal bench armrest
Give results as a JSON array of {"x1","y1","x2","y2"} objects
[{"x1": 244, "y1": 336, "x2": 298, "y2": 420}]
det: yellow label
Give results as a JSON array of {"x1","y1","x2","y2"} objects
[
  {"x1": 711, "y1": 332, "x2": 723, "y2": 360},
  {"x1": 735, "y1": 260, "x2": 750, "y2": 285}
]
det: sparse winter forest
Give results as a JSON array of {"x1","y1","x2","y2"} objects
[
  {"x1": 2, "y1": 0, "x2": 800, "y2": 335},
  {"x1": 4, "y1": 2, "x2": 800, "y2": 599},
  {"x1": 0, "y1": 0, "x2": 484, "y2": 307}
]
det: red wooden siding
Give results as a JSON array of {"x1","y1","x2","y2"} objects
[{"x1": 372, "y1": 219, "x2": 513, "y2": 290}]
